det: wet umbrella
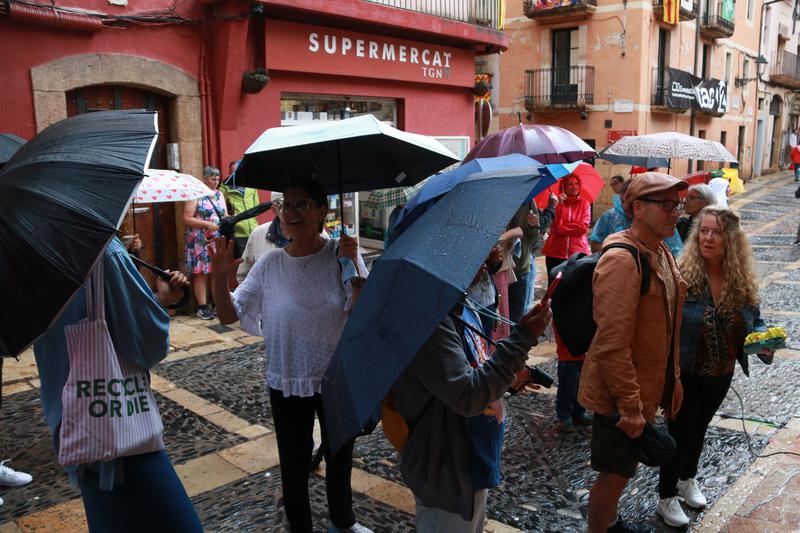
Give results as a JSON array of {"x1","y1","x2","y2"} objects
[
  {"x1": 0, "y1": 133, "x2": 26, "y2": 167},
  {"x1": 532, "y1": 162, "x2": 605, "y2": 209},
  {"x1": 321, "y1": 167, "x2": 548, "y2": 453},
  {"x1": 463, "y1": 124, "x2": 596, "y2": 165},
  {"x1": 387, "y1": 153, "x2": 547, "y2": 245},
  {"x1": 234, "y1": 114, "x2": 459, "y2": 194},
  {"x1": 597, "y1": 147, "x2": 669, "y2": 170},
  {"x1": 602, "y1": 132, "x2": 737, "y2": 163},
  {"x1": 0, "y1": 109, "x2": 158, "y2": 357}
]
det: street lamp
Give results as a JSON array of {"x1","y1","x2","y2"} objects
[{"x1": 735, "y1": 55, "x2": 768, "y2": 87}]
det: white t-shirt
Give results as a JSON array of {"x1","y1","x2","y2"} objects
[{"x1": 232, "y1": 239, "x2": 367, "y2": 396}]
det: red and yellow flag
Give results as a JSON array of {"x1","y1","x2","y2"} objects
[{"x1": 663, "y1": 0, "x2": 680, "y2": 24}]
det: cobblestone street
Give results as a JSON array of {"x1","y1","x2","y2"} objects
[{"x1": 2, "y1": 172, "x2": 799, "y2": 532}]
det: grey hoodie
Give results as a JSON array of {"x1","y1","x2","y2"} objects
[{"x1": 392, "y1": 310, "x2": 536, "y2": 520}]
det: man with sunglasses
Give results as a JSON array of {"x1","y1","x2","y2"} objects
[{"x1": 580, "y1": 173, "x2": 687, "y2": 533}]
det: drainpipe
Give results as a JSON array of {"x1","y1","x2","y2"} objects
[
  {"x1": 3, "y1": 1, "x2": 104, "y2": 32},
  {"x1": 199, "y1": 45, "x2": 211, "y2": 166},
  {"x1": 688, "y1": 0, "x2": 702, "y2": 173}
]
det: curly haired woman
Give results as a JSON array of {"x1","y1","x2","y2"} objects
[{"x1": 656, "y1": 206, "x2": 773, "y2": 528}]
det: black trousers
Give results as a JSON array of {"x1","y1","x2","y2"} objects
[
  {"x1": 269, "y1": 388, "x2": 356, "y2": 532},
  {"x1": 658, "y1": 373, "x2": 733, "y2": 498},
  {"x1": 545, "y1": 256, "x2": 567, "y2": 286}
]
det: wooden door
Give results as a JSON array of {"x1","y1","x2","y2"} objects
[{"x1": 66, "y1": 85, "x2": 178, "y2": 288}]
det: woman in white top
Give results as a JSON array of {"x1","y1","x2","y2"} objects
[{"x1": 211, "y1": 180, "x2": 370, "y2": 533}]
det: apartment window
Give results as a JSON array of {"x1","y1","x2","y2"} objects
[
  {"x1": 720, "y1": 131, "x2": 727, "y2": 147},
  {"x1": 737, "y1": 126, "x2": 746, "y2": 163},
  {"x1": 747, "y1": 0, "x2": 755, "y2": 21},
  {"x1": 725, "y1": 52, "x2": 732, "y2": 85},
  {"x1": 552, "y1": 28, "x2": 579, "y2": 104},
  {"x1": 701, "y1": 45, "x2": 711, "y2": 78},
  {"x1": 743, "y1": 58, "x2": 750, "y2": 96}
]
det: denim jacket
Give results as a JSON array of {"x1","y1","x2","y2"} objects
[{"x1": 679, "y1": 289, "x2": 766, "y2": 377}]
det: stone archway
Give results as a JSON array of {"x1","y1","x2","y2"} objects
[{"x1": 30, "y1": 53, "x2": 202, "y2": 178}]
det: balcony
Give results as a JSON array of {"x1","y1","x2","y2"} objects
[
  {"x1": 364, "y1": 0, "x2": 502, "y2": 29},
  {"x1": 523, "y1": 0, "x2": 597, "y2": 22},
  {"x1": 652, "y1": 0, "x2": 696, "y2": 21},
  {"x1": 769, "y1": 50, "x2": 800, "y2": 89},
  {"x1": 651, "y1": 67, "x2": 689, "y2": 114},
  {"x1": 524, "y1": 66, "x2": 594, "y2": 111},
  {"x1": 700, "y1": 2, "x2": 734, "y2": 40}
]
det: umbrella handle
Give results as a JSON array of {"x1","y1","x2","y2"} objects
[{"x1": 129, "y1": 254, "x2": 191, "y2": 310}]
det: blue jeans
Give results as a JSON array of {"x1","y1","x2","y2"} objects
[
  {"x1": 524, "y1": 256, "x2": 537, "y2": 313},
  {"x1": 556, "y1": 360, "x2": 586, "y2": 422},
  {"x1": 79, "y1": 451, "x2": 202, "y2": 533},
  {"x1": 507, "y1": 276, "x2": 529, "y2": 324},
  {"x1": 795, "y1": 165, "x2": 800, "y2": 181}
]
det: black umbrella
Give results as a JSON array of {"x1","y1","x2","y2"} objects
[
  {"x1": 234, "y1": 114, "x2": 459, "y2": 195},
  {"x1": 0, "y1": 133, "x2": 26, "y2": 167},
  {"x1": 0, "y1": 110, "x2": 158, "y2": 357}
]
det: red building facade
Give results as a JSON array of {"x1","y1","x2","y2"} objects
[{"x1": 1, "y1": 0, "x2": 506, "y2": 267}]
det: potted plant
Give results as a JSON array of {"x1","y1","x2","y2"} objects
[
  {"x1": 473, "y1": 79, "x2": 490, "y2": 97},
  {"x1": 242, "y1": 68, "x2": 269, "y2": 94}
]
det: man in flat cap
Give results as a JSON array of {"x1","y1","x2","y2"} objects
[{"x1": 579, "y1": 173, "x2": 688, "y2": 533}]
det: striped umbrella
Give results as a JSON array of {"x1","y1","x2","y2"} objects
[
  {"x1": 361, "y1": 180, "x2": 427, "y2": 210},
  {"x1": 603, "y1": 132, "x2": 737, "y2": 163}
]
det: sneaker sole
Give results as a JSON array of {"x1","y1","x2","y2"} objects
[
  {"x1": 656, "y1": 506, "x2": 689, "y2": 528},
  {"x1": 0, "y1": 479, "x2": 32, "y2": 487}
]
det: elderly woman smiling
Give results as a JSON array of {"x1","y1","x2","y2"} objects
[{"x1": 211, "y1": 180, "x2": 370, "y2": 533}]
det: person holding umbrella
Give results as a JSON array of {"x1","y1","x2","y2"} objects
[
  {"x1": 34, "y1": 239, "x2": 201, "y2": 532},
  {"x1": 211, "y1": 180, "x2": 371, "y2": 533},
  {"x1": 183, "y1": 166, "x2": 228, "y2": 320},
  {"x1": 541, "y1": 174, "x2": 592, "y2": 283},
  {"x1": 392, "y1": 254, "x2": 552, "y2": 531}
]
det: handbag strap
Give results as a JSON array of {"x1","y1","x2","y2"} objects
[{"x1": 85, "y1": 260, "x2": 106, "y2": 321}]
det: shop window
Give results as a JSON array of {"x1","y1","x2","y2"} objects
[{"x1": 280, "y1": 94, "x2": 397, "y2": 126}]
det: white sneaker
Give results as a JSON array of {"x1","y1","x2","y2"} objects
[
  {"x1": 657, "y1": 496, "x2": 690, "y2": 527},
  {"x1": 327, "y1": 524, "x2": 373, "y2": 533},
  {"x1": 0, "y1": 495, "x2": 4, "y2": 506},
  {"x1": 0, "y1": 461, "x2": 33, "y2": 487},
  {"x1": 677, "y1": 477, "x2": 707, "y2": 508}
]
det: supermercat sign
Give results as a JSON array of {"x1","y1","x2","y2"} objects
[{"x1": 265, "y1": 20, "x2": 474, "y2": 87}]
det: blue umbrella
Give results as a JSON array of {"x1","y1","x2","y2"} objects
[
  {"x1": 321, "y1": 167, "x2": 546, "y2": 453},
  {"x1": 387, "y1": 153, "x2": 550, "y2": 245}
]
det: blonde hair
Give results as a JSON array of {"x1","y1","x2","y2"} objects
[{"x1": 678, "y1": 205, "x2": 759, "y2": 316}]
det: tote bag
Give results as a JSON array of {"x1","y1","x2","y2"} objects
[{"x1": 58, "y1": 262, "x2": 165, "y2": 466}]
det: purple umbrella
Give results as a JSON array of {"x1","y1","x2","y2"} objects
[{"x1": 463, "y1": 124, "x2": 596, "y2": 164}]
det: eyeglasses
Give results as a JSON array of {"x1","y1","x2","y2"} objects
[
  {"x1": 279, "y1": 199, "x2": 317, "y2": 212},
  {"x1": 637, "y1": 198, "x2": 681, "y2": 212}
]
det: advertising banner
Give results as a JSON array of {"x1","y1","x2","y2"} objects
[{"x1": 666, "y1": 68, "x2": 728, "y2": 114}]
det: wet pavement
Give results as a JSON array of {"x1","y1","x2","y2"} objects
[{"x1": 1, "y1": 172, "x2": 799, "y2": 532}]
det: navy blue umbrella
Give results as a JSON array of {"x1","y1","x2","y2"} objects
[
  {"x1": 321, "y1": 168, "x2": 546, "y2": 453},
  {"x1": 386, "y1": 153, "x2": 547, "y2": 245},
  {"x1": 0, "y1": 110, "x2": 158, "y2": 356},
  {"x1": 0, "y1": 133, "x2": 26, "y2": 167}
]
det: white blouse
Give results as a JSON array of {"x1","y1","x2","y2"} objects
[{"x1": 232, "y1": 239, "x2": 367, "y2": 397}]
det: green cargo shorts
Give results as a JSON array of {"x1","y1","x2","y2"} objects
[{"x1": 590, "y1": 413, "x2": 639, "y2": 479}]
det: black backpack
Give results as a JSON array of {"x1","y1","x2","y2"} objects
[{"x1": 549, "y1": 243, "x2": 651, "y2": 357}]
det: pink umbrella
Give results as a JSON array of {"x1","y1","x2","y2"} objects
[{"x1": 463, "y1": 124, "x2": 596, "y2": 165}]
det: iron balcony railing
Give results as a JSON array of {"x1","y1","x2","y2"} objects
[
  {"x1": 364, "y1": 0, "x2": 502, "y2": 29},
  {"x1": 652, "y1": 0, "x2": 697, "y2": 20},
  {"x1": 523, "y1": 0, "x2": 597, "y2": 18},
  {"x1": 701, "y1": 1, "x2": 735, "y2": 38},
  {"x1": 524, "y1": 66, "x2": 594, "y2": 110},
  {"x1": 651, "y1": 67, "x2": 688, "y2": 112},
  {"x1": 770, "y1": 50, "x2": 800, "y2": 88}
]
